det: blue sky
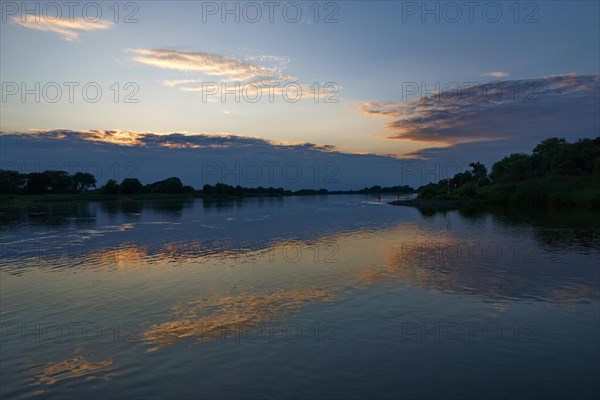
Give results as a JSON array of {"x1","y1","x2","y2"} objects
[{"x1": 1, "y1": 1, "x2": 599, "y2": 188}]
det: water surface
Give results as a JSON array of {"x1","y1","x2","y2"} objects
[{"x1": 1, "y1": 195, "x2": 599, "y2": 399}]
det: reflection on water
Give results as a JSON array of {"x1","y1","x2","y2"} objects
[
  {"x1": 144, "y1": 287, "x2": 336, "y2": 351},
  {"x1": 0, "y1": 202, "x2": 96, "y2": 228},
  {"x1": 28, "y1": 349, "x2": 115, "y2": 388},
  {"x1": 1, "y1": 196, "x2": 599, "y2": 399},
  {"x1": 362, "y1": 235, "x2": 600, "y2": 305},
  {"x1": 418, "y1": 206, "x2": 600, "y2": 252}
]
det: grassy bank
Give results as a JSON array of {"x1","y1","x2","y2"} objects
[
  {"x1": 477, "y1": 176, "x2": 600, "y2": 208},
  {"x1": 412, "y1": 176, "x2": 600, "y2": 209}
]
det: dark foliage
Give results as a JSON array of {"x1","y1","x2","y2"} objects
[
  {"x1": 417, "y1": 137, "x2": 600, "y2": 208},
  {"x1": 0, "y1": 170, "x2": 96, "y2": 195}
]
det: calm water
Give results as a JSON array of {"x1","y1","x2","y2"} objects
[{"x1": 1, "y1": 195, "x2": 599, "y2": 399}]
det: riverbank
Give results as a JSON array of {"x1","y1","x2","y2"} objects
[
  {"x1": 0, "y1": 192, "x2": 294, "y2": 204},
  {"x1": 395, "y1": 177, "x2": 600, "y2": 210},
  {"x1": 388, "y1": 198, "x2": 478, "y2": 208},
  {"x1": 0, "y1": 191, "x2": 398, "y2": 204}
]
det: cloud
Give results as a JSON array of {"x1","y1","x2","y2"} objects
[
  {"x1": 11, "y1": 16, "x2": 112, "y2": 41},
  {"x1": 162, "y1": 79, "x2": 203, "y2": 88},
  {"x1": 0, "y1": 129, "x2": 418, "y2": 189},
  {"x1": 360, "y1": 74, "x2": 600, "y2": 147},
  {"x1": 129, "y1": 48, "x2": 338, "y2": 100},
  {"x1": 129, "y1": 49, "x2": 294, "y2": 83},
  {"x1": 14, "y1": 129, "x2": 342, "y2": 151},
  {"x1": 483, "y1": 71, "x2": 509, "y2": 78}
]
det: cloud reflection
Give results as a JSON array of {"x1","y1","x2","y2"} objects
[
  {"x1": 28, "y1": 349, "x2": 115, "y2": 390},
  {"x1": 143, "y1": 287, "x2": 336, "y2": 351}
]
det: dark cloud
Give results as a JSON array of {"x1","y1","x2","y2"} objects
[
  {"x1": 12, "y1": 129, "x2": 340, "y2": 152},
  {"x1": 1, "y1": 129, "x2": 423, "y2": 189},
  {"x1": 361, "y1": 74, "x2": 600, "y2": 145}
]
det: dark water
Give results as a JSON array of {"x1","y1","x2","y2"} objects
[{"x1": 1, "y1": 195, "x2": 599, "y2": 399}]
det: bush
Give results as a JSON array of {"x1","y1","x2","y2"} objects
[
  {"x1": 419, "y1": 185, "x2": 442, "y2": 199},
  {"x1": 120, "y1": 178, "x2": 143, "y2": 195},
  {"x1": 457, "y1": 182, "x2": 478, "y2": 197},
  {"x1": 100, "y1": 179, "x2": 120, "y2": 195}
]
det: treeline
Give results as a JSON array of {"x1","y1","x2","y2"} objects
[
  {"x1": 201, "y1": 183, "x2": 338, "y2": 196},
  {"x1": 0, "y1": 170, "x2": 96, "y2": 195},
  {"x1": 0, "y1": 172, "x2": 196, "y2": 196},
  {"x1": 99, "y1": 177, "x2": 195, "y2": 195},
  {"x1": 1, "y1": 170, "x2": 415, "y2": 198},
  {"x1": 200, "y1": 183, "x2": 415, "y2": 196},
  {"x1": 418, "y1": 137, "x2": 600, "y2": 208},
  {"x1": 202, "y1": 183, "x2": 288, "y2": 196},
  {"x1": 355, "y1": 185, "x2": 414, "y2": 194}
]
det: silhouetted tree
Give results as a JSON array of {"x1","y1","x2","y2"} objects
[
  {"x1": 72, "y1": 172, "x2": 96, "y2": 192},
  {"x1": 490, "y1": 153, "x2": 532, "y2": 183},
  {"x1": 120, "y1": 178, "x2": 143, "y2": 194},
  {"x1": 100, "y1": 179, "x2": 120, "y2": 194},
  {"x1": 26, "y1": 172, "x2": 52, "y2": 194},
  {"x1": 44, "y1": 170, "x2": 72, "y2": 193},
  {"x1": 144, "y1": 177, "x2": 185, "y2": 194},
  {"x1": 0, "y1": 170, "x2": 26, "y2": 194}
]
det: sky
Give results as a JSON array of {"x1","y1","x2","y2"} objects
[{"x1": 1, "y1": 0, "x2": 599, "y2": 189}]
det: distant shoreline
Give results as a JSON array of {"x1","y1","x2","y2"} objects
[
  {"x1": 0, "y1": 191, "x2": 409, "y2": 204},
  {"x1": 388, "y1": 198, "x2": 478, "y2": 209}
]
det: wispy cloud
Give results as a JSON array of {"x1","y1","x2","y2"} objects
[
  {"x1": 129, "y1": 48, "x2": 338, "y2": 100},
  {"x1": 483, "y1": 71, "x2": 509, "y2": 78},
  {"x1": 162, "y1": 79, "x2": 203, "y2": 88},
  {"x1": 129, "y1": 49, "x2": 294, "y2": 82},
  {"x1": 12, "y1": 17, "x2": 112, "y2": 41}
]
